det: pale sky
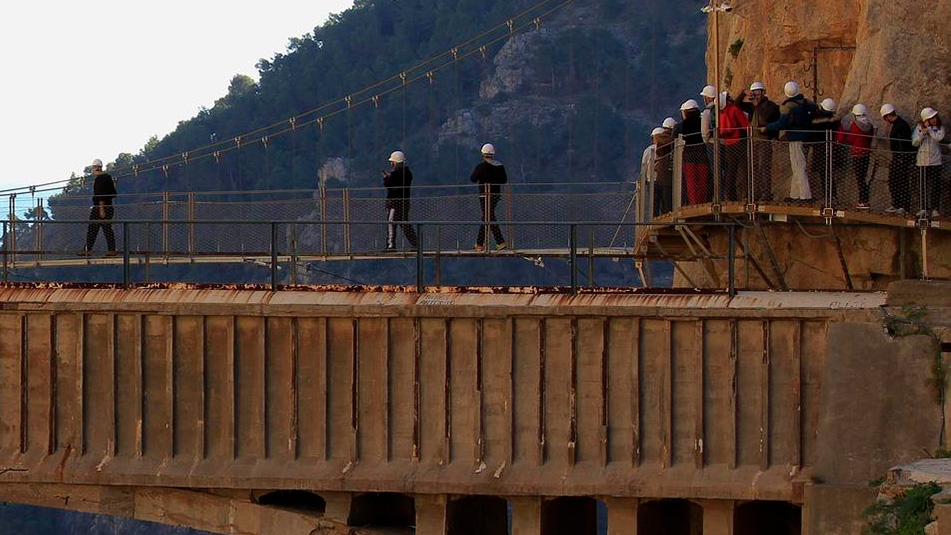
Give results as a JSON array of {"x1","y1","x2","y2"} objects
[{"x1": 0, "y1": 1, "x2": 354, "y2": 191}]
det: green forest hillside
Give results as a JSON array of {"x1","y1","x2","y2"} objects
[{"x1": 93, "y1": 0, "x2": 705, "y2": 195}]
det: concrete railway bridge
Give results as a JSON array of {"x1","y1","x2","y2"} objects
[{"x1": 0, "y1": 280, "x2": 944, "y2": 535}]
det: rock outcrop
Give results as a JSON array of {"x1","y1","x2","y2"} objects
[{"x1": 708, "y1": 0, "x2": 951, "y2": 123}]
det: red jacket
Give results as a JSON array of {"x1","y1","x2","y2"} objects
[
  {"x1": 835, "y1": 120, "x2": 874, "y2": 158},
  {"x1": 718, "y1": 103, "x2": 750, "y2": 145}
]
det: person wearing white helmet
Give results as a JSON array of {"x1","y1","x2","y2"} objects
[
  {"x1": 382, "y1": 150, "x2": 417, "y2": 250},
  {"x1": 736, "y1": 81, "x2": 780, "y2": 201},
  {"x1": 641, "y1": 127, "x2": 674, "y2": 215},
  {"x1": 808, "y1": 97, "x2": 840, "y2": 201},
  {"x1": 879, "y1": 104, "x2": 914, "y2": 214},
  {"x1": 470, "y1": 143, "x2": 507, "y2": 251},
  {"x1": 764, "y1": 81, "x2": 816, "y2": 201},
  {"x1": 675, "y1": 99, "x2": 711, "y2": 204},
  {"x1": 835, "y1": 103, "x2": 876, "y2": 209},
  {"x1": 717, "y1": 91, "x2": 751, "y2": 201},
  {"x1": 82, "y1": 158, "x2": 118, "y2": 255},
  {"x1": 912, "y1": 107, "x2": 946, "y2": 218},
  {"x1": 699, "y1": 85, "x2": 718, "y2": 144},
  {"x1": 662, "y1": 117, "x2": 677, "y2": 133}
]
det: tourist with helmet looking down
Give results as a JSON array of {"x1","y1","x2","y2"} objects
[
  {"x1": 835, "y1": 103, "x2": 876, "y2": 210},
  {"x1": 913, "y1": 108, "x2": 947, "y2": 218}
]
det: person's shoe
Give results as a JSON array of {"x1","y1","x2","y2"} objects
[
  {"x1": 932, "y1": 209, "x2": 941, "y2": 219},
  {"x1": 495, "y1": 242, "x2": 507, "y2": 251},
  {"x1": 855, "y1": 203, "x2": 870, "y2": 210},
  {"x1": 895, "y1": 207, "x2": 906, "y2": 216},
  {"x1": 77, "y1": 250, "x2": 91, "y2": 257},
  {"x1": 885, "y1": 205, "x2": 898, "y2": 213},
  {"x1": 105, "y1": 250, "x2": 119, "y2": 257},
  {"x1": 474, "y1": 244, "x2": 485, "y2": 252},
  {"x1": 384, "y1": 245, "x2": 396, "y2": 252},
  {"x1": 917, "y1": 209, "x2": 929, "y2": 219}
]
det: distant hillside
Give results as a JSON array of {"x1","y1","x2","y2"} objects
[{"x1": 101, "y1": 0, "x2": 705, "y2": 194}]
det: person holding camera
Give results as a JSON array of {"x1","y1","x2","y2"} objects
[
  {"x1": 382, "y1": 150, "x2": 418, "y2": 250},
  {"x1": 912, "y1": 108, "x2": 947, "y2": 218}
]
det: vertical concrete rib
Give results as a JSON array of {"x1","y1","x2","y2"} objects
[
  {"x1": 444, "y1": 318, "x2": 452, "y2": 463},
  {"x1": 475, "y1": 318, "x2": 485, "y2": 465},
  {"x1": 19, "y1": 315, "x2": 27, "y2": 454},
  {"x1": 198, "y1": 316, "x2": 206, "y2": 460},
  {"x1": 600, "y1": 318, "x2": 610, "y2": 467},
  {"x1": 728, "y1": 319, "x2": 738, "y2": 470},
  {"x1": 568, "y1": 317, "x2": 578, "y2": 467},
  {"x1": 662, "y1": 319, "x2": 672, "y2": 469},
  {"x1": 173, "y1": 316, "x2": 204, "y2": 459},
  {"x1": 510, "y1": 317, "x2": 517, "y2": 466},
  {"x1": 27, "y1": 314, "x2": 56, "y2": 455},
  {"x1": 793, "y1": 320, "x2": 803, "y2": 468},
  {"x1": 538, "y1": 318, "x2": 547, "y2": 465},
  {"x1": 77, "y1": 313, "x2": 85, "y2": 455},
  {"x1": 382, "y1": 318, "x2": 391, "y2": 462},
  {"x1": 761, "y1": 320, "x2": 771, "y2": 470},
  {"x1": 413, "y1": 317, "x2": 421, "y2": 461},
  {"x1": 290, "y1": 317, "x2": 300, "y2": 460},
  {"x1": 632, "y1": 318, "x2": 641, "y2": 467},
  {"x1": 203, "y1": 316, "x2": 236, "y2": 461},
  {"x1": 351, "y1": 318, "x2": 359, "y2": 463},
  {"x1": 696, "y1": 319, "x2": 705, "y2": 469},
  {"x1": 48, "y1": 314, "x2": 57, "y2": 455},
  {"x1": 136, "y1": 315, "x2": 144, "y2": 458}
]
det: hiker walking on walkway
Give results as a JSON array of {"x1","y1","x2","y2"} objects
[
  {"x1": 83, "y1": 158, "x2": 117, "y2": 255},
  {"x1": 382, "y1": 150, "x2": 418, "y2": 250},
  {"x1": 880, "y1": 104, "x2": 915, "y2": 215},
  {"x1": 470, "y1": 143, "x2": 507, "y2": 251},
  {"x1": 836, "y1": 104, "x2": 875, "y2": 209}
]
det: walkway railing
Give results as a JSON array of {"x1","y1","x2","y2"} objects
[{"x1": 638, "y1": 128, "x2": 951, "y2": 223}]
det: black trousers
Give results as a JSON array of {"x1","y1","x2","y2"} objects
[
  {"x1": 477, "y1": 194, "x2": 505, "y2": 246},
  {"x1": 386, "y1": 199, "x2": 417, "y2": 248},
  {"x1": 888, "y1": 154, "x2": 915, "y2": 211},
  {"x1": 751, "y1": 140, "x2": 773, "y2": 201},
  {"x1": 924, "y1": 165, "x2": 943, "y2": 211},
  {"x1": 86, "y1": 206, "x2": 116, "y2": 251},
  {"x1": 723, "y1": 144, "x2": 748, "y2": 201},
  {"x1": 853, "y1": 156, "x2": 871, "y2": 205}
]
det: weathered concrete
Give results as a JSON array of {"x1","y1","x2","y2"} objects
[{"x1": 0, "y1": 284, "x2": 938, "y2": 534}]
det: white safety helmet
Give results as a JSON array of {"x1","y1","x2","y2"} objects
[
  {"x1": 680, "y1": 99, "x2": 700, "y2": 111},
  {"x1": 749, "y1": 81, "x2": 766, "y2": 92},
  {"x1": 91, "y1": 158, "x2": 103, "y2": 168},
  {"x1": 700, "y1": 85, "x2": 717, "y2": 99},
  {"x1": 388, "y1": 150, "x2": 405, "y2": 163},
  {"x1": 851, "y1": 103, "x2": 868, "y2": 117},
  {"x1": 880, "y1": 104, "x2": 896, "y2": 117},
  {"x1": 820, "y1": 98, "x2": 837, "y2": 112},
  {"x1": 921, "y1": 107, "x2": 939, "y2": 121},
  {"x1": 662, "y1": 117, "x2": 677, "y2": 129},
  {"x1": 783, "y1": 81, "x2": 801, "y2": 98},
  {"x1": 651, "y1": 127, "x2": 665, "y2": 137},
  {"x1": 718, "y1": 91, "x2": 729, "y2": 109},
  {"x1": 480, "y1": 143, "x2": 495, "y2": 155}
]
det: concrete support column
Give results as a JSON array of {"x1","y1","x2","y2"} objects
[
  {"x1": 511, "y1": 496, "x2": 542, "y2": 535},
  {"x1": 321, "y1": 492, "x2": 352, "y2": 525},
  {"x1": 701, "y1": 499, "x2": 735, "y2": 535},
  {"x1": 604, "y1": 497, "x2": 638, "y2": 535},
  {"x1": 415, "y1": 494, "x2": 448, "y2": 535}
]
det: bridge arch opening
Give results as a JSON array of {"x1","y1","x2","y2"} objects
[
  {"x1": 637, "y1": 499, "x2": 702, "y2": 535},
  {"x1": 447, "y1": 495, "x2": 509, "y2": 535},
  {"x1": 734, "y1": 501, "x2": 801, "y2": 535},
  {"x1": 347, "y1": 492, "x2": 415, "y2": 530},
  {"x1": 541, "y1": 497, "x2": 600, "y2": 535},
  {"x1": 254, "y1": 490, "x2": 326, "y2": 515}
]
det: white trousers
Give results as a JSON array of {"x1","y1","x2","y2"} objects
[{"x1": 788, "y1": 142, "x2": 812, "y2": 200}]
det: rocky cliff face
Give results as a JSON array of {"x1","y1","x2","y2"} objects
[{"x1": 708, "y1": 0, "x2": 951, "y2": 123}]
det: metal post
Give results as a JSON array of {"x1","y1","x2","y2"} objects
[
  {"x1": 672, "y1": 137, "x2": 684, "y2": 217},
  {"x1": 343, "y1": 188, "x2": 352, "y2": 255},
  {"x1": 162, "y1": 191, "x2": 170, "y2": 255},
  {"x1": 747, "y1": 125, "x2": 755, "y2": 208},
  {"x1": 504, "y1": 184, "x2": 515, "y2": 248},
  {"x1": 144, "y1": 221, "x2": 152, "y2": 284},
  {"x1": 34, "y1": 198, "x2": 43, "y2": 257},
  {"x1": 587, "y1": 226, "x2": 595, "y2": 287},
  {"x1": 2, "y1": 221, "x2": 7, "y2": 283},
  {"x1": 290, "y1": 223, "x2": 298, "y2": 285},
  {"x1": 921, "y1": 226, "x2": 929, "y2": 280},
  {"x1": 271, "y1": 222, "x2": 279, "y2": 292},
  {"x1": 728, "y1": 223, "x2": 736, "y2": 297},
  {"x1": 319, "y1": 187, "x2": 328, "y2": 255},
  {"x1": 569, "y1": 224, "x2": 578, "y2": 292},
  {"x1": 187, "y1": 192, "x2": 196, "y2": 254},
  {"x1": 712, "y1": 1, "x2": 721, "y2": 206},
  {"x1": 825, "y1": 128, "x2": 833, "y2": 213},
  {"x1": 416, "y1": 224, "x2": 424, "y2": 293},
  {"x1": 435, "y1": 225, "x2": 442, "y2": 287},
  {"x1": 122, "y1": 222, "x2": 131, "y2": 289},
  {"x1": 8, "y1": 194, "x2": 16, "y2": 263}
]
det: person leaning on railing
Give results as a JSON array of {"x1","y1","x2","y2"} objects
[
  {"x1": 880, "y1": 104, "x2": 915, "y2": 215},
  {"x1": 913, "y1": 107, "x2": 947, "y2": 219},
  {"x1": 835, "y1": 104, "x2": 876, "y2": 210}
]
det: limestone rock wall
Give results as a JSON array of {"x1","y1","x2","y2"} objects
[{"x1": 708, "y1": 0, "x2": 951, "y2": 123}]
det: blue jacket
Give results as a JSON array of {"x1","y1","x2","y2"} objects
[{"x1": 766, "y1": 95, "x2": 813, "y2": 142}]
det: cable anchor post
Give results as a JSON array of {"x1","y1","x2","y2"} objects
[
  {"x1": 372, "y1": 95, "x2": 380, "y2": 108},
  {"x1": 426, "y1": 71, "x2": 435, "y2": 85},
  {"x1": 289, "y1": 117, "x2": 296, "y2": 131},
  {"x1": 317, "y1": 117, "x2": 325, "y2": 131},
  {"x1": 506, "y1": 19, "x2": 514, "y2": 34},
  {"x1": 345, "y1": 95, "x2": 353, "y2": 108}
]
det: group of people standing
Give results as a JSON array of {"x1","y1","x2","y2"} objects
[
  {"x1": 641, "y1": 80, "x2": 948, "y2": 218},
  {"x1": 383, "y1": 143, "x2": 508, "y2": 251}
]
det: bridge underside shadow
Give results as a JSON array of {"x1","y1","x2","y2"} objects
[{"x1": 638, "y1": 201, "x2": 950, "y2": 290}]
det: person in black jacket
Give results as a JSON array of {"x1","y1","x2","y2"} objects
[
  {"x1": 83, "y1": 158, "x2": 117, "y2": 255},
  {"x1": 880, "y1": 104, "x2": 915, "y2": 214},
  {"x1": 470, "y1": 143, "x2": 507, "y2": 251},
  {"x1": 382, "y1": 151, "x2": 417, "y2": 250}
]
